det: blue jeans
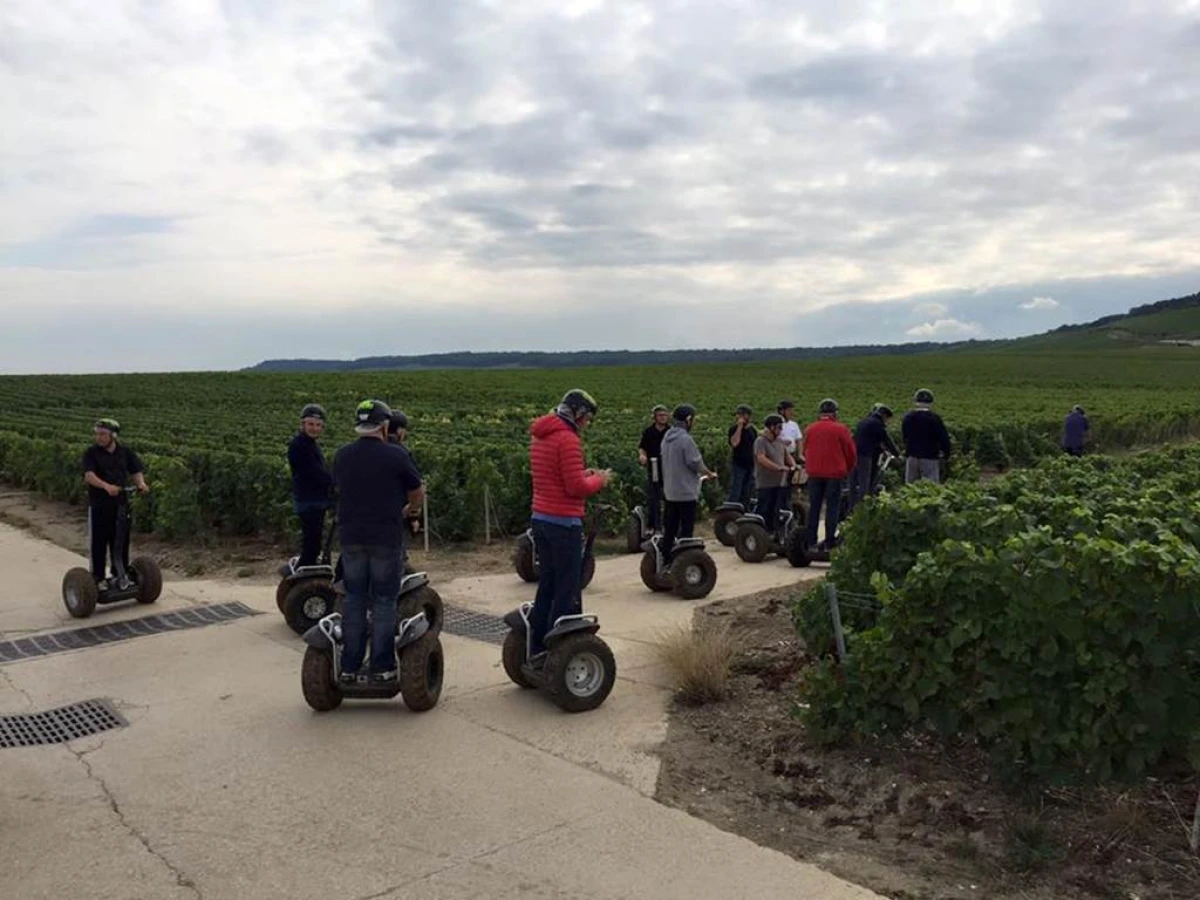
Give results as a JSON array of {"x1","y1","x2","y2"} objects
[
  {"x1": 727, "y1": 465, "x2": 754, "y2": 507},
  {"x1": 529, "y1": 520, "x2": 583, "y2": 655},
  {"x1": 339, "y1": 544, "x2": 402, "y2": 674},
  {"x1": 806, "y1": 478, "x2": 843, "y2": 549}
]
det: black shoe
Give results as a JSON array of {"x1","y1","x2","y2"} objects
[{"x1": 370, "y1": 670, "x2": 398, "y2": 685}]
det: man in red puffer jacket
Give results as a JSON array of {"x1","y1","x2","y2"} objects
[
  {"x1": 527, "y1": 389, "x2": 611, "y2": 657},
  {"x1": 803, "y1": 398, "x2": 857, "y2": 552}
]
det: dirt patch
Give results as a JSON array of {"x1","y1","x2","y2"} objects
[
  {"x1": 0, "y1": 487, "x2": 565, "y2": 583},
  {"x1": 654, "y1": 590, "x2": 1200, "y2": 900}
]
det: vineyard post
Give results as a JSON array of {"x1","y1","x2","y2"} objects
[
  {"x1": 484, "y1": 483, "x2": 491, "y2": 545},
  {"x1": 826, "y1": 582, "x2": 847, "y2": 662},
  {"x1": 1191, "y1": 783, "x2": 1199, "y2": 854},
  {"x1": 422, "y1": 491, "x2": 429, "y2": 553}
]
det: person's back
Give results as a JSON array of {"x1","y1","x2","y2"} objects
[
  {"x1": 1063, "y1": 408, "x2": 1089, "y2": 455},
  {"x1": 661, "y1": 424, "x2": 705, "y2": 502},
  {"x1": 805, "y1": 417, "x2": 856, "y2": 479},
  {"x1": 333, "y1": 439, "x2": 421, "y2": 550},
  {"x1": 902, "y1": 408, "x2": 951, "y2": 460}
]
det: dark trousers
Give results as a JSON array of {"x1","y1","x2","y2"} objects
[
  {"x1": 529, "y1": 520, "x2": 583, "y2": 655},
  {"x1": 756, "y1": 486, "x2": 787, "y2": 534},
  {"x1": 645, "y1": 464, "x2": 664, "y2": 531},
  {"x1": 296, "y1": 502, "x2": 328, "y2": 567},
  {"x1": 806, "y1": 477, "x2": 844, "y2": 549},
  {"x1": 662, "y1": 500, "x2": 698, "y2": 563},
  {"x1": 339, "y1": 544, "x2": 402, "y2": 674},
  {"x1": 88, "y1": 502, "x2": 129, "y2": 580},
  {"x1": 847, "y1": 455, "x2": 876, "y2": 512},
  {"x1": 1064, "y1": 446, "x2": 1083, "y2": 458},
  {"x1": 727, "y1": 465, "x2": 754, "y2": 507}
]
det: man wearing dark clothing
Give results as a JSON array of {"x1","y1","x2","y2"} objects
[
  {"x1": 287, "y1": 404, "x2": 334, "y2": 567},
  {"x1": 901, "y1": 389, "x2": 952, "y2": 484},
  {"x1": 332, "y1": 400, "x2": 425, "y2": 684},
  {"x1": 753, "y1": 415, "x2": 793, "y2": 534},
  {"x1": 1063, "y1": 406, "x2": 1090, "y2": 456},
  {"x1": 849, "y1": 404, "x2": 899, "y2": 511},
  {"x1": 82, "y1": 419, "x2": 148, "y2": 588},
  {"x1": 727, "y1": 405, "x2": 757, "y2": 507},
  {"x1": 637, "y1": 405, "x2": 670, "y2": 532}
]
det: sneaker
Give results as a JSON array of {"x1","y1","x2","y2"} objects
[
  {"x1": 526, "y1": 651, "x2": 548, "y2": 671},
  {"x1": 370, "y1": 670, "x2": 398, "y2": 685},
  {"x1": 339, "y1": 671, "x2": 362, "y2": 686},
  {"x1": 95, "y1": 579, "x2": 110, "y2": 592}
]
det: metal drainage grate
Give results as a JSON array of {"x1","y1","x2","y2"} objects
[
  {"x1": 442, "y1": 604, "x2": 508, "y2": 645},
  {"x1": 0, "y1": 698, "x2": 128, "y2": 748},
  {"x1": 0, "y1": 602, "x2": 262, "y2": 665}
]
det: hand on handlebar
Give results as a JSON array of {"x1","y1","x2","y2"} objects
[{"x1": 105, "y1": 484, "x2": 121, "y2": 497}]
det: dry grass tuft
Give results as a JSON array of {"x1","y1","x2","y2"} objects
[{"x1": 654, "y1": 622, "x2": 736, "y2": 705}]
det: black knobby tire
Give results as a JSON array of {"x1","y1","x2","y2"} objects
[
  {"x1": 713, "y1": 510, "x2": 740, "y2": 547},
  {"x1": 62, "y1": 567, "x2": 98, "y2": 619},
  {"x1": 399, "y1": 585, "x2": 444, "y2": 635},
  {"x1": 625, "y1": 518, "x2": 643, "y2": 554},
  {"x1": 671, "y1": 549, "x2": 718, "y2": 600},
  {"x1": 513, "y1": 534, "x2": 539, "y2": 583},
  {"x1": 130, "y1": 556, "x2": 162, "y2": 604},
  {"x1": 734, "y1": 523, "x2": 771, "y2": 563},
  {"x1": 639, "y1": 551, "x2": 672, "y2": 592},
  {"x1": 502, "y1": 630, "x2": 536, "y2": 689},
  {"x1": 301, "y1": 647, "x2": 343, "y2": 711},
  {"x1": 399, "y1": 632, "x2": 444, "y2": 712},
  {"x1": 283, "y1": 579, "x2": 338, "y2": 636},
  {"x1": 581, "y1": 553, "x2": 596, "y2": 590},
  {"x1": 785, "y1": 527, "x2": 812, "y2": 568},
  {"x1": 544, "y1": 633, "x2": 616, "y2": 713},
  {"x1": 275, "y1": 580, "x2": 291, "y2": 614}
]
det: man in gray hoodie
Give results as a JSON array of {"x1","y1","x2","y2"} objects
[{"x1": 660, "y1": 404, "x2": 717, "y2": 563}]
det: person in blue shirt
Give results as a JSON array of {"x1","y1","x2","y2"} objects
[{"x1": 1063, "y1": 405, "x2": 1090, "y2": 457}]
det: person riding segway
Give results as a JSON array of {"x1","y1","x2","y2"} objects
[
  {"x1": 285, "y1": 404, "x2": 333, "y2": 571},
  {"x1": 640, "y1": 405, "x2": 719, "y2": 598},
  {"x1": 712, "y1": 405, "x2": 757, "y2": 546},
  {"x1": 848, "y1": 403, "x2": 899, "y2": 513},
  {"x1": 501, "y1": 390, "x2": 618, "y2": 712},
  {"x1": 799, "y1": 398, "x2": 857, "y2": 562},
  {"x1": 62, "y1": 419, "x2": 162, "y2": 617},
  {"x1": 733, "y1": 414, "x2": 806, "y2": 565},
  {"x1": 902, "y1": 389, "x2": 951, "y2": 483},
  {"x1": 627, "y1": 404, "x2": 670, "y2": 552}
]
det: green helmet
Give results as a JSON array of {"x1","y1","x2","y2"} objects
[
  {"x1": 94, "y1": 418, "x2": 120, "y2": 434},
  {"x1": 354, "y1": 399, "x2": 393, "y2": 434}
]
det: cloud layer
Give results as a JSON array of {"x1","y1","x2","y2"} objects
[{"x1": 1, "y1": 0, "x2": 1198, "y2": 372}]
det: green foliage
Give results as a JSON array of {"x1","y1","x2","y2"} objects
[{"x1": 797, "y1": 446, "x2": 1200, "y2": 782}]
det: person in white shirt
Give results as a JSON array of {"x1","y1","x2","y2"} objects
[{"x1": 777, "y1": 399, "x2": 804, "y2": 463}]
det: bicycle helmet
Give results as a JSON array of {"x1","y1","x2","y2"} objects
[
  {"x1": 354, "y1": 398, "x2": 393, "y2": 434},
  {"x1": 1072, "y1": 405, "x2": 1085, "y2": 415},
  {"x1": 873, "y1": 403, "x2": 894, "y2": 418},
  {"x1": 651, "y1": 404, "x2": 669, "y2": 415},
  {"x1": 818, "y1": 398, "x2": 838, "y2": 415},
  {"x1": 777, "y1": 399, "x2": 795, "y2": 412},
  {"x1": 94, "y1": 418, "x2": 120, "y2": 434},
  {"x1": 299, "y1": 403, "x2": 326, "y2": 422},
  {"x1": 913, "y1": 388, "x2": 935, "y2": 404},
  {"x1": 764, "y1": 414, "x2": 784, "y2": 429},
  {"x1": 559, "y1": 389, "x2": 598, "y2": 419},
  {"x1": 735, "y1": 404, "x2": 753, "y2": 416},
  {"x1": 389, "y1": 410, "x2": 409, "y2": 433}
]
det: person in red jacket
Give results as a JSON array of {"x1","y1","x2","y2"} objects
[
  {"x1": 803, "y1": 398, "x2": 858, "y2": 551},
  {"x1": 527, "y1": 389, "x2": 612, "y2": 658}
]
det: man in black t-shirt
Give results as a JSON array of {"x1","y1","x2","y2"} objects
[
  {"x1": 637, "y1": 404, "x2": 670, "y2": 532},
  {"x1": 726, "y1": 404, "x2": 757, "y2": 507},
  {"x1": 332, "y1": 400, "x2": 425, "y2": 685},
  {"x1": 81, "y1": 419, "x2": 149, "y2": 589}
]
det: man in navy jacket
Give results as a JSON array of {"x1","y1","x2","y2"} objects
[
  {"x1": 849, "y1": 404, "x2": 899, "y2": 510},
  {"x1": 287, "y1": 403, "x2": 334, "y2": 567}
]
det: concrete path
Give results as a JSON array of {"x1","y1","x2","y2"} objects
[{"x1": 0, "y1": 521, "x2": 884, "y2": 900}]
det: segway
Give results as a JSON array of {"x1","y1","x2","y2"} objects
[
  {"x1": 284, "y1": 560, "x2": 444, "y2": 637},
  {"x1": 276, "y1": 514, "x2": 337, "y2": 616},
  {"x1": 639, "y1": 534, "x2": 719, "y2": 599},
  {"x1": 513, "y1": 504, "x2": 611, "y2": 588},
  {"x1": 500, "y1": 601, "x2": 616, "y2": 713},
  {"x1": 712, "y1": 497, "x2": 756, "y2": 546},
  {"x1": 62, "y1": 486, "x2": 163, "y2": 619},
  {"x1": 734, "y1": 503, "x2": 810, "y2": 568},
  {"x1": 626, "y1": 458, "x2": 662, "y2": 552},
  {"x1": 299, "y1": 606, "x2": 444, "y2": 712}
]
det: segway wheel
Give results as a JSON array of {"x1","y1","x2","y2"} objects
[
  {"x1": 62, "y1": 567, "x2": 98, "y2": 619},
  {"x1": 301, "y1": 647, "x2": 343, "y2": 711},
  {"x1": 399, "y1": 585, "x2": 445, "y2": 635},
  {"x1": 639, "y1": 551, "x2": 673, "y2": 592},
  {"x1": 625, "y1": 518, "x2": 643, "y2": 554},
  {"x1": 785, "y1": 528, "x2": 812, "y2": 568},
  {"x1": 734, "y1": 523, "x2": 770, "y2": 563},
  {"x1": 712, "y1": 510, "x2": 740, "y2": 547},
  {"x1": 399, "y1": 632, "x2": 444, "y2": 712},
  {"x1": 670, "y1": 549, "x2": 718, "y2": 600},
  {"x1": 544, "y1": 633, "x2": 616, "y2": 713},
  {"x1": 283, "y1": 580, "x2": 338, "y2": 636},
  {"x1": 502, "y1": 631, "x2": 536, "y2": 689},
  {"x1": 581, "y1": 553, "x2": 596, "y2": 590},
  {"x1": 130, "y1": 556, "x2": 162, "y2": 604},
  {"x1": 275, "y1": 580, "x2": 290, "y2": 614},
  {"x1": 513, "y1": 533, "x2": 539, "y2": 583}
]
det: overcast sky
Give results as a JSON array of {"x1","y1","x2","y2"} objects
[{"x1": 2, "y1": 0, "x2": 1198, "y2": 373}]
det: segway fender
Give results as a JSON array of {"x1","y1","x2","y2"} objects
[
  {"x1": 395, "y1": 613, "x2": 430, "y2": 650},
  {"x1": 545, "y1": 614, "x2": 600, "y2": 646},
  {"x1": 303, "y1": 613, "x2": 342, "y2": 650},
  {"x1": 736, "y1": 514, "x2": 766, "y2": 526},
  {"x1": 716, "y1": 502, "x2": 745, "y2": 513},
  {"x1": 503, "y1": 602, "x2": 534, "y2": 634},
  {"x1": 398, "y1": 572, "x2": 430, "y2": 595}
]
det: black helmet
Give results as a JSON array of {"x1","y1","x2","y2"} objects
[
  {"x1": 354, "y1": 398, "x2": 393, "y2": 434},
  {"x1": 818, "y1": 398, "x2": 838, "y2": 415},
  {"x1": 559, "y1": 389, "x2": 598, "y2": 418},
  {"x1": 389, "y1": 411, "x2": 409, "y2": 433},
  {"x1": 764, "y1": 414, "x2": 784, "y2": 429},
  {"x1": 1072, "y1": 405, "x2": 1085, "y2": 415},
  {"x1": 651, "y1": 404, "x2": 669, "y2": 415},
  {"x1": 735, "y1": 404, "x2": 752, "y2": 416},
  {"x1": 94, "y1": 417, "x2": 120, "y2": 434},
  {"x1": 873, "y1": 403, "x2": 894, "y2": 418},
  {"x1": 300, "y1": 403, "x2": 326, "y2": 422},
  {"x1": 673, "y1": 404, "x2": 696, "y2": 422},
  {"x1": 777, "y1": 399, "x2": 795, "y2": 411},
  {"x1": 913, "y1": 388, "x2": 935, "y2": 404}
]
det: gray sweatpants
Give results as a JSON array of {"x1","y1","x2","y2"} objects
[{"x1": 905, "y1": 457, "x2": 941, "y2": 484}]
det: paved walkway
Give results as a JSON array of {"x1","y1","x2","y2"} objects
[{"x1": 0, "y1": 522, "x2": 884, "y2": 900}]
